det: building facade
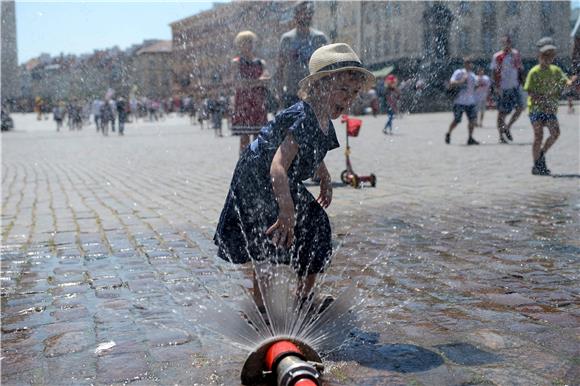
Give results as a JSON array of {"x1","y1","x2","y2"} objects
[
  {"x1": 170, "y1": 1, "x2": 295, "y2": 99},
  {"x1": 134, "y1": 40, "x2": 173, "y2": 99},
  {"x1": 1, "y1": 0, "x2": 19, "y2": 105},
  {"x1": 314, "y1": 1, "x2": 571, "y2": 70}
]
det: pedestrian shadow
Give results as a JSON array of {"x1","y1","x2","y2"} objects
[
  {"x1": 326, "y1": 329, "x2": 444, "y2": 373},
  {"x1": 326, "y1": 329, "x2": 500, "y2": 371},
  {"x1": 458, "y1": 142, "x2": 533, "y2": 147},
  {"x1": 552, "y1": 174, "x2": 580, "y2": 178},
  {"x1": 303, "y1": 181, "x2": 350, "y2": 188}
]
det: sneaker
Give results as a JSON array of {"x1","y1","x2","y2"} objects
[
  {"x1": 467, "y1": 137, "x2": 479, "y2": 145},
  {"x1": 445, "y1": 133, "x2": 450, "y2": 144},
  {"x1": 504, "y1": 129, "x2": 513, "y2": 141},
  {"x1": 532, "y1": 155, "x2": 551, "y2": 176},
  {"x1": 532, "y1": 165, "x2": 551, "y2": 176},
  {"x1": 499, "y1": 134, "x2": 509, "y2": 144}
]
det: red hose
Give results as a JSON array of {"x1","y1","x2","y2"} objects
[
  {"x1": 294, "y1": 379, "x2": 317, "y2": 386},
  {"x1": 264, "y1": 340, "x2": 302, "y2": 371}
]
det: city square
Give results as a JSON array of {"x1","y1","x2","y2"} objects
[
  {"x1": 2, "y1": 1, "x2": 580, "y2": 385},
  {"x1": 1, "y1": 108, "x2": 578, "y2": 385}
]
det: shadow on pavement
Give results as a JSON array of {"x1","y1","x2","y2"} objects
[
  {"x1": 327, "y1": 330, "x2": 444, "y2": 373},
  {"x1": 552, "y1": 174, "x2": 580, "y2": 178},
  {"x1": 434, "y1": 343, "x2": 501, "y2": 366}
]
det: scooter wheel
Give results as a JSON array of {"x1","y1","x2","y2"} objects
[
  {"x1": 350, "y1": 174, "x2": 359, "y2": 188},
  {"x1": 340, "y1": 170, "x2": 349, "y2": 184},
  {"x1": 370, "y1": 174, "x2": 377, "y2": 187}
]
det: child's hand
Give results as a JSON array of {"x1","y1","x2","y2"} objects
[
  {"x1": 315, "y1": 162, "x2": 332, "y2": 209},
  {"x1": 317, "y1": 178, "x2": 333, "y2": 209},
  {"x1": 266, "y1": 207, "x2": 295, "y2": 249}
]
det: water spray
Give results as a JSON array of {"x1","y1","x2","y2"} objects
[{"x1": 241, "y1": 337, "x2": 324, "y2": 386}]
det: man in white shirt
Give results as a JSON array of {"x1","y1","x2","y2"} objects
[
  {"x1": 445, "y1": 57, "x2": 479, "y2": 145},
  {"x1": 490, "y1": 35, "x2": 524, "y2": 143}
]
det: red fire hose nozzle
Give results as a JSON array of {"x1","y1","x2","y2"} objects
[{"x1": 241, "y1": 337, "x2": 323, "y2": 386}]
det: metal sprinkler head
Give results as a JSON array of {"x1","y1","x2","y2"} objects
[{"x1": 241, "y1": 337, "x2": 324, "y2": 386}]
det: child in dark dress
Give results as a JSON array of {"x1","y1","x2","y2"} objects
[{"x1": 214, "y1": 43, "x2": 375, "y2": 311}]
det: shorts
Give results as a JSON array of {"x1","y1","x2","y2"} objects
[
  {"x1": 497, "y1": 87, "x2": 524, "y2": 114},
  {"x1": 529, "y1": 112, "x2": 558, "y2": 124},
  {"x1": 453, "y1": 104, "x2": 477, "y2": 124}
]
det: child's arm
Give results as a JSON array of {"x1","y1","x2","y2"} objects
[
  {"x1": 316, "y1": 161, "x2": 332, "y2": 209},
  {"x1": 267, "y1": 133, "x2": 299, "y2": 248}
]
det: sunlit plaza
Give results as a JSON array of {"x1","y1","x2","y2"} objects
[{"x1": 2, "y1": 1, "x2": 580, "y2": 385}]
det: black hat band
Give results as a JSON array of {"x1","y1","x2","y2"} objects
[{"x1": 317, "y1": 61, "x2": 363, "y2": 73}]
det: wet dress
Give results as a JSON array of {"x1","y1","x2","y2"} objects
[
  {"x1": 231, "y1": 56, "x2": 268, "y2": 136},
  {"x1": 214, "y1": 101, "x2": 340, "y2": 276}
]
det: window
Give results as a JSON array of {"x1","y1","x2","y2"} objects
[
  {"x1": 458, "y1": 1, "x2": 471, "y2": 15},
  {"x1": 459, "y1": 28, "x2": 471, "y2": 54},
  {"x1": 385, "y1": 2, "x2": 392, "y2": 17},
  {"x1": 394, "y1": 2, "x2": 402, "y2": 16},
  {"x1": 540, "y1": 2, "x2": 554, "y2": 37},
  {"x1": 506, "y1": 1, "x2": 519, "y2": 16}
]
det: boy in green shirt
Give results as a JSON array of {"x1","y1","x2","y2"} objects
[{"x1": 524, "y1": 37, "x2": 577, "y2": 175}]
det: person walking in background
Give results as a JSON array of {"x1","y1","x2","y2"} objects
[
  {"x1": 475, "y1": 67, "x2": 492, "y2": 127},
  {"x1": 197, "y1": 97, "x2": 209, "y2": 129},
  {"x1": 208, "y1": 94, "x2": 225, "y2": 137},
  {"x1": 445, "y1": 56, "x2": 479, "y2": 145},
  {"x1": 109, "y1": 98, "x2": 117, "y2": 132},
  {"x1": 70, "y1": 100, "x2": 83, "y2": 130},
  {"x1": 490, "y1": 35, "x2": 525, "y2": 143},
  {"x1": 92, "y1": 98, "x2": 103, "y2": 132},
  {"x1": 100, "y1": 98, "x2": 114, "y2": 136},
  {"x1": 383, "y1": 74, "x2": 400, "y2": 135},
  {"x1": 34, "y1": 97, "x2": 44, "y2": 121},
  {"x1": 116, "y1": 97, "x2": 127, "y2": 136},
  {"x1": 275, "y1": 1, "x2": 328, "y2": 109},
  {"x1": 524, "y1": 38, "x2": 577, "y2": 176},
  {"x1": 53, "y1": 102, "x2": 65, "y2": 131},
  {"x1": 230, "y1": 31, "x2": 270, "y2": 155}
]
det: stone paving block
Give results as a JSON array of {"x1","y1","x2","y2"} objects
[
  {"x1": 97, "y1": 351, "x2": 150, "y2": 384},
  {"x1": 43, "y1": 330, "x2": 94, "y2": 357}
]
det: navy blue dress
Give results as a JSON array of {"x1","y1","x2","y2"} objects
[{"x1": 213, "y1": 101, "x2": 340, "y2": 276}]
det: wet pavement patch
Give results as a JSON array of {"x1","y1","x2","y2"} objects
[
  {"x1": 328, "y1": 329, "x2": 444, "y2": 373},
  {"x1": 435, "y1": 343, "x2": 500, "y2": 366}
]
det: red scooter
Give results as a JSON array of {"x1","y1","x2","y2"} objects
[{"x1": 340, "y1": 115, "x2": 377, "y2": 188}]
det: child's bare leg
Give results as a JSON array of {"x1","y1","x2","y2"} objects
[
  {"x1": 506, "y1": 106, "x2": 523, "y2": 130},
  {"x1": 447, "y1": 119, "x2": 459, "y2": 135},
  {"x1": 497, "y1": 112, "x2": 507, "y2": 134},
  {"x1": 252, "y1": 269, "x2": 265, "y2": 309},
  {"x1": 297, "y1": 273, "x2": 317, "y2": 299},
  {"x1": 532, "y1": 121, "x2": 544, "y2": 161},
  {"x1": 543, "y1": 120, "x2": 560, "y2": 154}
]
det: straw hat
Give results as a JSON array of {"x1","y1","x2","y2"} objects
[
  {"x1": 234, "y1": 30, "x2": 257, "y2": 47},
  {"x1": 298, "y1": 43, "x2": 375, "y2": 90}
]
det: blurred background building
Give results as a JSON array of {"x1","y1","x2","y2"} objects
[
  {"x1": 10, "y1": 1, "x2": 577, "y2": 112},
  {"x1": 134, "y1": 40, "x2": 173, "y2": 100},
  {"x1": 1, "y1": 0, "x2": 19, "y2": 108},
  {"x1": 170, "y1": 1, "x2": 294, "y2": 99}
]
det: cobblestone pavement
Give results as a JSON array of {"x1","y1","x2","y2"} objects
[{"x1": 2, "y1": 109, "x2": 579, "y2": 385}]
